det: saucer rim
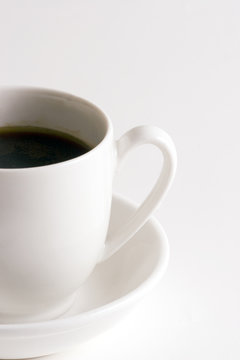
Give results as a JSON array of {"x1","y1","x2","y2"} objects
[{"x1": 0, "y1": 193, "x2": 169, "y2": 336}]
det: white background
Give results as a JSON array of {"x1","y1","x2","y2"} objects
[{"x1": 0, "y1": 0, "x2": 239, "y2": 359}]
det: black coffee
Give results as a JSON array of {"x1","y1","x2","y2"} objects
[{"x1": 0, "y1": 126, "x2": 92, "y2": 169}]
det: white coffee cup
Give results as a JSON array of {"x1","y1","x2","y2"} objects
[{"x1": 0, "y1": 87, "x2": 177, "y2": 323}]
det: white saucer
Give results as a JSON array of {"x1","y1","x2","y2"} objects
[{"x1": 0, "y1": 194, "x2": 169, "y2": 359}]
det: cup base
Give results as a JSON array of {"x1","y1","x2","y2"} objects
[{"x1": 0, "y1": 293, "x2": 76, "y2": 324}]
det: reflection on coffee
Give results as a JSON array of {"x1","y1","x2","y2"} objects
[{"x1": 0, "y1": 126, "x2": 92, "y2": 168}]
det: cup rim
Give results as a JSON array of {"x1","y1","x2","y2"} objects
[{"x1": 0, "y1": 86, "x2": 113, "y2": 172}]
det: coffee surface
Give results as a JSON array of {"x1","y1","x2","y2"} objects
[{"x1": 0, "y1": 126, "x2": 91, "y2": 168}]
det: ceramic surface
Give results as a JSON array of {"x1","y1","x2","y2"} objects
[
  {"x1": 0, "y1": 87, "x2": 176, "y2": 323},
  {"x1": 0, "y1": 194, "x2": 169, "y2": 359}
]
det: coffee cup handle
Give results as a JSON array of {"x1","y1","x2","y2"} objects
[{"x1": 100, "y1": 125, "x2": 177, "y2": 262}]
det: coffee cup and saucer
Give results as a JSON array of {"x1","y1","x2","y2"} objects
[{"x1": 0, "y1": 87, "x2": 177, "y2": 358}]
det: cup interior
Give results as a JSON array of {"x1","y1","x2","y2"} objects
[{"x1": 0, "y1": 88, "x2": 109, "y2": 149}]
